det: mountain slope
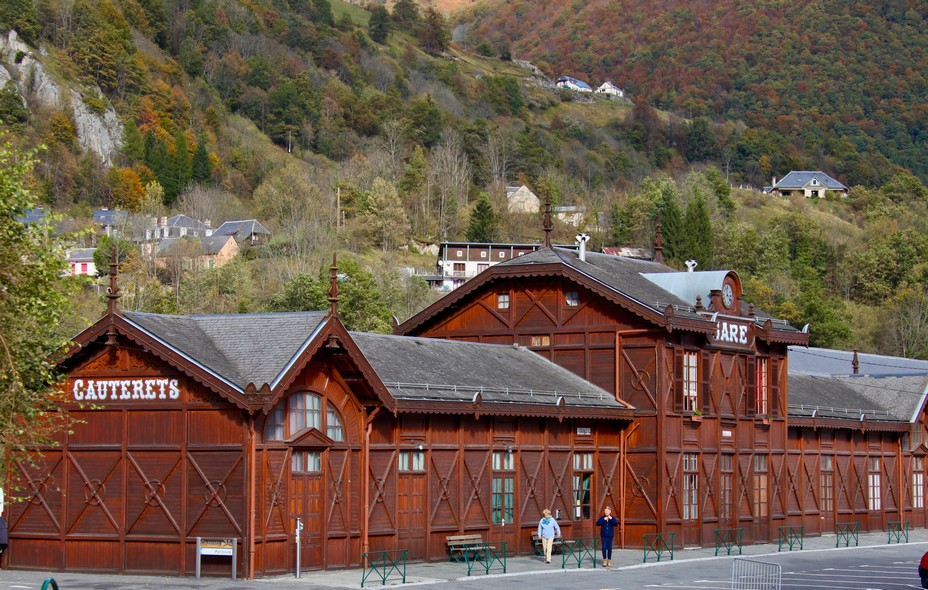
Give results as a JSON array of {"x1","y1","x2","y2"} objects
[{"x1": 465, "y1": 0, "x2": 928, "y2": 185}]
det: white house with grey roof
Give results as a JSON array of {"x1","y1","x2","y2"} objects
[{"x1": 771, "y1": 171, "x2": 848, "y2": 199}]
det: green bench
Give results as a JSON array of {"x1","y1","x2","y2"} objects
[
  {"x1": 777, "y1": 525, "x2": 804, "y2": 551},
  {"x1": 835, "y1": 522, "x2": 858, "y2": 547},
  {"x1": 643, "y1": 532, "x2": 675, "y2": 562},
  {"x1": 714, "y1": 527, "x2": 743, "y2": 556},
  {"x1": 887, "y1": 521, "x2": 910, "y2": 544}
]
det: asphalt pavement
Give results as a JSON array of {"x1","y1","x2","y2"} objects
[{"x1": 0, "y1": 527, "x2": 925, "y2": 589}]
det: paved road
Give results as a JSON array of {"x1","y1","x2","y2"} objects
[{"x1": 0, "y1": 537, "x2": 924, "y2": 589}]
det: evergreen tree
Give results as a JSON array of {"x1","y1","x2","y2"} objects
[
  {"x1": 641, "y1": 177, "x2": 682, "y2": 262},
  {"x1": 405, "y1": 96, "x2": 443, "y2": 148},
  {"x1": 391, "y1": 0, "x2": 420, "y2": 29},
  {"x1": 160, "y1": 130, "x2": 192, "y2": 203},
  {"x1": 368, "y1": 5, "x2": 391, "y2": 43},
  {"x1": 682, "y1": 196, "x2": 713, "y2": 268},
  {"x1": 420, "y1": 7, "x2": 450, "y2": 54},
  {"x1": 312, "y1": 0, "x2": 334, "y2": 27},
  {"x1": 465, "y1": 193, "x2": 499, "y2": 242},
  {"x1": 191, "y1": 139, "x2": 212, "y2": 183},
  {"x1": 122, "y1": 120, "x2": 145, "y2": 162},
  {"x1": 0, "y1": 81, "x2": 28, "y2": 129},
  {"x1": 0, "y1": 0, "x2": 39, "y2": 44}
]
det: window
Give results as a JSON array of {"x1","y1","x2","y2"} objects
[
  {"x1": 683, "y1": 453, "x2": 698, "y2": 520},
  {"x1": 499, "y1": 252, "x2": 505, "y2": 259},
  {"x1": 477, "y1": 263, "x2": 489, "y2": 272},
  {"x1": 292, "y1": 450, "x2": 321, "y2": 473},
  {"x1": 565, "y1": 291, "x2": 579, "y2": 306},
  {"x1": 290, "y1": 392, "x2": 321, "y2": 434},
  {"x1": 480, "y1": 251, "x2": 487, "y2": 258},
  {"x1": 530, "y1": 335, "x2": 550, "y2": 347},
  {"x1": 683, "y1": 352, "x2": 699, "y2": 412},
  {"x1": 820, "y1": 455, "x2": 834, "y2": 512},
  {"x1": 869, "y1": 457, "x2": 881, "y2": 510},
  {"x1": 753, "y1": 455, "x2": 768, "y2": 517},
  {"x1": 573, "y1": 452, "x2": 593, "y2": 520},
  {"x1": 265, "y1": 392, "x2": 345, "y2": 442},
  {"x1": 914, "y1": 457, "x2": 925, "y2": 509},
  {"x1": 756, "y1": 357, "x2": 769, "y2": 416},
  {"x1": 399, "y1": 451, "x2": 425, "y2": 472},
  {"x1": 720, "y1": 454, "x2": 733, "y2": 520},
  {"x1": 453, "y1": 263, "x2": 465, "y2": 274},
  {"x1": 491, "y1": 451, "x2": 514, "y2": 524},
  {"x1": 497, "y1": 293, "x2": 510, "y2": 309}
]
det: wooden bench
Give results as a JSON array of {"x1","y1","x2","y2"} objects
[
  {"x1": 531, "y1": 532, "x2": 566, "y2": 556},
  {"x1": 835, "y1": 521, "x2": 859, "y2": 547},
  {"x1": 714, "y1": 527, "x2": 743, "y2": 556},
  {"x1": 777, "y1": 525, "x2": 804, "y2": 551},
  {"x1": 887, "y1": 521, "x2": 910, "y2": 544},
  {"x1": 446, "y1": 534, "x2": 494, "y2": 562}
]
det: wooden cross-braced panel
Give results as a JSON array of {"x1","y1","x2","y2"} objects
[
  {"x1": 428, "y1": 450, "x2": 460, "y2": 529},
  {"x1": 663, "y1": 453, "x2": 683, "y2": 520},
  {"x1": 598, "y1": 452, "x2": 621, "y2": 515},
  {"x1": 621, "y1": 345, "x2": 658, "y2": 411},
  {"x1": 326, "y1": 449, "x2": 351, "y2": 534},
  {"x1": 836, "y1": 455, "x2": 854, "y2": 512},
  {"x1": 801, "y1": 454, "x2": 819, "y2": 512},
  {"x1": 66, "y1": 450, "x2": 122, "y2": 536},
  {"x1": 518, "y1": 452, "x2": 544, "y2": 525},
  {"x1": 368, "y1": 449, "x2": 397, "y2": 531},
  {"x1": 772, "y1": 454, "x2": 790, "y2": 516},
  {"x1": 186, "y1": 451, "x2": 245, "y2": 537},
  {"x1": 546, "y1": 451, "x2": 572, "y2": 519},
  {"x1": 11, "y1": 452, "x2": 64, "y2": 535},
  {"x1": 700, "y1": 454, "x2": 718, "y2": 521},
  {"x1": 463, "y1": 450, "x2": 491, "y2": 525},
  {"x1": 125, "y1": 451, "x2": 183, "y2": 537},
  {"x1": 883, "y1": 454, "x2": 898, "y2": 512},
  {"x1": 262, "y1": 449, "x2": 289, "y2": 536},
  {"x1": 624, "y1": 452, "x2": 658, "y2": 520}
]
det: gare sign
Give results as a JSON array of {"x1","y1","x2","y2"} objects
[
  {"x1": 72, "y1": 378, "x2": 181, "y2": 401},
  {"x1": 710, "y1": 319, "x2": 754, "y2": 349}
]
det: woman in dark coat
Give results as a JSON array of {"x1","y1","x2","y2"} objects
[{"x1": 595, "y1": 506, "x2": 617, "y2": 567}]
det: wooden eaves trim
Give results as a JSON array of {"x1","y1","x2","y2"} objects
[
  {"x1": 394, "y1": 399, "x2": 635, "y2": 421},
  {"x1": 789, "y1": 417, "x2": 910, "y2": 433}
]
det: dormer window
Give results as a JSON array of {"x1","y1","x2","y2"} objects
[{"x1": 811, "y1": 178, "x2": 819, "y2": 186}]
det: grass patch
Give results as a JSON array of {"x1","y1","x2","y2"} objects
[{"x1": 331, "y1": 0, "x2": 371, "y2": 27}]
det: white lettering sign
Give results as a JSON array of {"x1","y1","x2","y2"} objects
[
  {"x1": 714, "y1": 320, "x2": 750, "y2": 346},
  {"x1": 72, "y1": 378, "x2": 181, "y2": 402}
]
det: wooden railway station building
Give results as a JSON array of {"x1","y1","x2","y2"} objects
[{"x1": 8, "y1": 237, "x2": 928, "y2": 577}]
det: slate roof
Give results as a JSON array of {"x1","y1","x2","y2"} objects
[
  {"x1": 122, "y1": 311, "x2": 327, "y2": 391},
  {"x1": 16, "y1": 207, "x2": 47, "y2": 224},
  {"x1": 93, "y1": 209, "x2": 128, "y2": 226},
  {"x1": 788, "y1": 346, "x2": 928, "y2": 376},
  {"x1": 788, "y1": 373, "x2": 928, "y2": 424},
  {"x1": 215, "y1": 219, "x2": 271, "y2": 239},
  {"x1": 497, "y1": 247, "x2": 798, "y2": 331},
  {"x1": 201, "y1": 234, "x2": 234, "y2": 255},
  {"x1": 351, "y1": 332, "x2": 630, "y2": 414},
  {"x1": 67, "y1": 248, "x2": 96, "y2": 262},
  {"x1": 167, "y1": 214, "x2": 211, "y2": 230},
  {"x1": 774, "y1": 171, "x2": 847, "y2": 190}
]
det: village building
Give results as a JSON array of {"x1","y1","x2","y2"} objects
[
  {"x1": 595, "y1": 81, "x2": 624, "y2": 98},
  {"x1": 555, "y1": 76, "x2": 592, "y2": 93},
  {"x1": 213, "y1": 219, "x2": 271, "y2": 247},
  {"x1": 434, "y1": 241, "x2": 547, "y2": 290},
  {"x1": 155, "y1": 234, "x2": 240, "y2": 271},
  {"x1": 505, "y1": 185, "x2": 540, "y2": 214},
  {"x1": 66, "y1": 247, "x2": 97, "y2": 276},
  {"x1": 771, "y1": 171, "x2": 848, "y2": 199}
]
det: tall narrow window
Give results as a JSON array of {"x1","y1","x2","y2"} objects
[
  {"x1": 491, "y1": 451, "x2": 514, "y2": 524},
  {"x1": 869, "y1": 457, "x2": 881, "y2": 511},
  {"x1": 289, "y1": 392, "x2": 321, "y2": 433},
  {"x1": 573, "y1": 452, "x2": 593, "y2": 520},
  {"x1": 756, "y1": 357, "x2": 769, "y2": 416},
  {"x1": 327, "y1": 407, "x2": 343, "y2": 441},
  {"x1": 753, "y1": 455, "x2": 768, "y2": 517},
  {"x1": 683, "y1": 453, "x2": 698, "y2": 520},
  {"x1": 914, "y1": 457, "x2": 925, "y2": 509},
  {"x1": 683, "y1": 352, "x2": 699, "y2": 412},
  {"x1": 720, "y1": 454, "x2": 733, "y2": 521},
  {"x1": 820, "y1": 455, "x2": 834, "y2": 512}
]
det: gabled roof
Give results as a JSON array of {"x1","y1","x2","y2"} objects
[
  {"x1": 397, "y1": 246, "x2": 805, "y2": 342},
  {"x1": 167, "y1": 214, "x2": 211, "y2": 230},
  {"x1": 351, "y1": 332, "x2": 633, "y2": 418},
  {"x1": 773, "y1": 171, "x2": 847, "y2": 190},
  {"x1": 201, "y1": 234, "x2": 235, "y2": 255},
  {"x1": 214, "y1": 219, "x2": 271, "y2": 238},
  {"x1": 93, "y1": 208, "x2": 128, "y2": 225},
  {"x1": 556, "y1": 76, "x2": 592, "y2": 90},
  {"x1": 16, "y1": 207, "x2": 47, "y2": 224},
  {"x1": 67, "y1": 248, "x2": 96, "y2": 262},
  {"x1": 122, "y1": 311, "x2": 328, "y2": 391}
]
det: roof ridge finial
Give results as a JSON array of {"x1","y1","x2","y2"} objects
[
  {"x1": 106, "y1": 244, "x2": 121, "y2": 315},
  {"x1": 543, "y1": 191, "x2": 552, "y2": 248},
  {"x1": 653, "y1": 211, "x2": 664, "y2": 264},
  {"x1": 852, "y1": 342, "x2": 859, "y2": 375},
  {"x1": 328, "y1": 252, "x2": 340, "y2": 317}
]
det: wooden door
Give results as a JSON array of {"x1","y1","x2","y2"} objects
[
  {"x1": 397, "y1": 474, "x2": 426, "y2": 558},
  {"x1": 290, "y1": 453, "x2": 325, "y2": 571}
]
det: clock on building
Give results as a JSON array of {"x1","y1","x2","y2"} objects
[{"x1": 722, "y1": 283, "x2": 734, "y2": 309}]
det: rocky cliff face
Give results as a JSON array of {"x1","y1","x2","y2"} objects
[{"x1": 0, "y1": 30, "x2": 123, "y2": 165}]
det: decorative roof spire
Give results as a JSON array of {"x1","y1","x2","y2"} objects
[
  {"x1": 106, "y1": 245, "x2": 121, "y2": 315},
  {"x1": 852, "y1": 343, "x2": 859, "y2": 374},
  {"x1": 328, "y1": 252, "x2": 339, "y2": 316},
  {"x1": 543, "y1": 194, "x2": 553, "y2": 248},
  {"x1": 653, "y1": 211, "x2": 664, "y2": 264}
]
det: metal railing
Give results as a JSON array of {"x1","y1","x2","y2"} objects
[
  {"x1": 360, "y1": 549, "x2": 408, "y2": 587},
  {"x1": 463, "y1": 541, "x2": 507, "y2": 576},
  {"x1": 559, "y1": 537, "x2": 597, "y2": 569},
  {"x1": 731, "y1": 558, "x2": 781, "y2": 590}
]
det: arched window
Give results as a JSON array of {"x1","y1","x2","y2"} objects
[{"x1": 264, "y1": 392, "x2": 346, "y2": 442}]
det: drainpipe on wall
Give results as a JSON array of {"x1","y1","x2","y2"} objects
[
  {"x1": 247, "y1": 415, "x2": 257, "y2": 579},
  {"x1": 899, "y1": 439, "x2": 905, "y2": 528},
  {"x1": 362, "y1": 406, "x2": 381, "y2": 566}
]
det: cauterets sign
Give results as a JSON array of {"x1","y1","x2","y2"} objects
[
  {"x1": 709, "y1": 319, "x2": 754, "y2": 350},
  {"x1": 71, "y1": 378, "x2": 181, "y2": 401}
]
